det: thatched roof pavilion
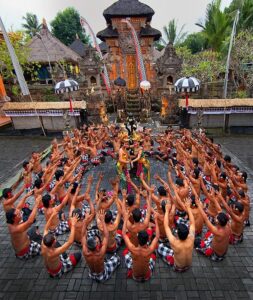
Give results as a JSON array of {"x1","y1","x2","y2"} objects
[{"x1": 27, "y1": 20, "x2": 81, "y2": 64}]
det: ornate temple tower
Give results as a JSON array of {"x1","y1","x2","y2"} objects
[{"x1": 97, "y1": 0, "x2": 161, "y2": 98}]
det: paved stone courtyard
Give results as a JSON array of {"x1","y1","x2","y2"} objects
[{"x1": 0, "y1": 135, "x2": 253, "y2": 299}]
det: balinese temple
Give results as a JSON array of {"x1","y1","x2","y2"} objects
[
  {"x1": 97, "y1": 0, "x2": 162, "y2": 115},
  {"x1": 27, "y1": 19, "x2": 81, "y2": 83}
]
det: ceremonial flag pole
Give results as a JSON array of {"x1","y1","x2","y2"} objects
[{"x1": 0, "y1": 17, "x2": 46, "y2": 136}]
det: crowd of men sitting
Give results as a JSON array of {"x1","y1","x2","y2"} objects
[{"x1": 2, "y1": 124, "x2": 250, "y2": 282}]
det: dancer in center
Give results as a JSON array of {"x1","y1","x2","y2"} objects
[{"x1": 116, "y1": 139, "x2": 132, "y2": 192}]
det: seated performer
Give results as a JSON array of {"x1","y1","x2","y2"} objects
[
  {"x1": 6, "y1": 195, "x2": 41, "y2": 259},
  {"x1": 122, "y1": 210, "x2": 160, "y2": 281},
  {"x1": 194, "y1": 196, "x2": 231, "y2": 261},
  {"x1": 41, "y1": 211, "x2": 81, "y2": 278},
  {"x1": 82, "y1": 210, "x2": 120, "y2": 282},
  {"x1": 42, "y1": 187, "x2": 71, "y2": 236},
  {"x1": 158, "y1": 199, "x2": 195, "y2": 272}
]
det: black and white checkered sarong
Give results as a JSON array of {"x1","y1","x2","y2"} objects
[
  {"x1": 88, "y1": 254, "x2": 120, "y2": 282},
  {"x1": 16, "y1": 240, "x2": 41, "y2": 259}
]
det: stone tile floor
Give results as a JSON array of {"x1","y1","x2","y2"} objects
[{"x1": 0, "y1": 136, "x2": 253, "y2": 299}]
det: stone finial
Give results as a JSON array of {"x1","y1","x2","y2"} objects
[{"x1": 42, "y1": 18, "x2": 48, "y2": 30}]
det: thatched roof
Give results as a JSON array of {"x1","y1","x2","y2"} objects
[
  {"x1": 3, "y1": 101, "x2": 86, "y2": 111},
  {"x1": 103, "y1": 0, "x2": 155, "y2": 23},
  {"x1": 140, "y1": 25, "x2": 161, "y2": 41},
  {"x1": 178, "y1": 98, "x2": 253, "y2": 108},
  {"x1": 69, "y1": 37, "x2": 89, "y2": 57},
  {"x1": 97, "y1": 25, "x2": 119, "y2": 42},
  {"x1": 27, "y1": 21, "x2": 81, "y2": 64}
]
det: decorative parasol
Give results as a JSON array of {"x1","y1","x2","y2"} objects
[
  {"x1": 114, "y1": 77, "x2": 126, "y2": 87},
  {"x1": 55, "y1": 79, "x2": 79, "y2": 112},
  {"x1": 140, "y1": 80, "x2": 151, "y2": 91},
  {"x1": 174, "y1": 76, "x2": 200, "y2": 109}
]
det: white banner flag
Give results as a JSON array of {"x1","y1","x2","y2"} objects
[{"x1": 0, "y1": 17, "x2": 30, "y2": 96}]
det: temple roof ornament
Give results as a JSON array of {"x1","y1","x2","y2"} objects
[{"x1": 103, "y1": 0, "x2": 155, "y2": 23}]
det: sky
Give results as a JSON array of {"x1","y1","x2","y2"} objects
[{"x1": 0, "y1": 0, "x2": 232, "y2": 38}]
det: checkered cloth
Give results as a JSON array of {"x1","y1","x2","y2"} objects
[
  {"x1": 124, "y1": 251, "x2": 156, "y2": 274},
  {"x1": 87, "y1": 228, "x2": 100, "y2": 239},
  {"x1": 48, "y1": 254, "x2": 77, "y2": 278},
  {"x1": 88, "y1": 254, "x2": 120, "y2": 282},
  {"x1": 195, "y1": 231, "x2": 224, "y2": 261},
  {"x1": 158, "y1": 243, "x2": 174, "y2": 266},
  {"x1": 49, "y1": 221, "x2": 70, "y2": 236},
  {"x1": 90, "y1": 155, "x2": 102, "y2": 165},
  {"x1": 174, "y1": 209, "x2": 189, "y2": 227},
  {"x1": 49, "y1": 179, "x2": 56, "y2": 192},
  {"x1": 16, "y1": 240, "x2": 41, "y2": 259},
  {"x1": 82, "y1": 203, "x2": 91, "y2": 217}
]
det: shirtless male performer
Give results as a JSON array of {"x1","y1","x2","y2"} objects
[
  {"x1": 82, "y1": 210, "x2": 120, "y2": 282},
  {"x1": 6, "y1": 195, "x2": 41, "y2": 259},
  {"x1": 41, "y1": 212, "x2": 81, "y2": 278},
  {"x1": 122, "y1": 210, "x2": 160, "y2": 281},
  {"x1": 42, "y1": 187, "x2": 72, "y2": 236},
  {"x1": 194, "y1": 195, "x2": 231, "y2": 261},
  {"x1": 158, "y1": 199, "x2": 195, "y2": 272}
]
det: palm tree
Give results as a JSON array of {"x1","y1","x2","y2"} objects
[
  {"x1": 22, "y1": 13, "x2": 42, "y2": 38},
  {"x1": 196, "y1": 0, "x2": 230, "y2": 52},
  {"x1": 163, "y1": 19, "x2": 187, "y2": 46}
]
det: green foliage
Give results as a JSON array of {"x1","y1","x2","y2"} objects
[
  {"x1": 181, "y1": 32, "x2": 207, "y2": 54},
  {"x1": 176, "y1": 47, "x2": 226, "y2": 83},
  {"x1": 230, "y1": 30, "x2": 253, "y2": 90},
  {"x1": 42, "y1": 87, "x2": 59, "y2": 102},
  {"x1": 154, "y1": 41, "x2": 165, "y2": 51},
  {"x1": 235, "y1": 89, "x2": 248, "y2": 98},
  {"x1": 22, "y1": 13, "x2": 42, "y2": 38},
  {"x1": 196, "y1": 0, "x2": 230, "y2": 51},
  {"x1": 225, "y1": 0, "x2": 253, "y2": 32},
  {"x1": 0, "y1": 31, "x2": 30, "y2": 80},
  {"x1": 163, "y1": 19, "x2": 187, "y2": 46},
  {"x1": 51, "y1": 7, "x2": 90, "y2": 46}
]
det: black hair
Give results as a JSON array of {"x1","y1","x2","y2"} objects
[
  {"x1": 217, "y1": 212, "x2": 228, "y2": 227},
  {"x1": 2, "y1": 188, "x2": 12, "y2": 199},
  {"x1": 105, "y1": 210, "x2": 113, "y2": 224},
  {"x1": 192, "y1": 157, "x2": 199, "y2": 166},
  {"x1": 242, "y1": 171, "x2": 247, "y2": 183},
  {"x1": 43, "y1": 233, "x2": 55, "y2": 247},
  {"x1": 34, "y1": 178, "x2": 42, "y2": 189},
  {"x1": 22, "y1": 161, "x2": 29, "y2": 168},
  {"x1": 238, "y1": 190, "x2": 245, "y2": 198},
  {"x1": 175, "y1": 178, "x2": 184, "y2": 187},
  {"x1": 126, "y1": 194, "x2": 135, "y2": 206},
  {"x1": 190, "y1": 195, "x2": 197, "y2": 207},
  {"x1": 224, "y1": 155, "x2": 231, "y2": 163},
  {"x1": 220, "y1": 172, "x2": 227, "y2": 180},
  {"x1": 71, "y1": 182, "x2": 79, "y2": 195},
  {"x1": 55, "y1": 169, "x2": 64, "y2": 181},
  {"x1": 158, "y1": 186, "x2": 167, "y2": 197},
  {"x1": 193, "y1": 168, "x2": 200, "y2": 179},
  {"x1": 72, "y1": 208, "x2": 82, "y2": 219},
  {"x1": 216, "y1": 160, "x2": 221, "y2": 168},
  {"x1": 37, "y1": 171, "x2": 44, "y2": 179},
  {"x1": 212, "y1": 184, "x2": 220, "y2": 192},
  {"x1": 235, "y1": 202, "x2": 244, "y2": 213},
  {"x1": 161, "y1": 200, "x2": 166, "y2": 214},
  {"x1": 177, "y1": 224, "x2": 189, "y2": 240},
  {"x1": 87, "y1": 237, "x2": 97, "y2": 251},
  {"x1": 132, "y1": 208, "x2": 142, "y2": 223},
  {"x1": 42, "y1": 194, "x2": 51, "y2": 208},
  {"x1": 6, "y1": 208, "x2": 16, "y2": 224},
  {"x1": 226, "y1": 188, "x2": 232, "y2": 196},
  {"x1": 138, "y1": 230, "x2": 149, "y2": 246}
]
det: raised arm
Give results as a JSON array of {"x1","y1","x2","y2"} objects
[
  {"x1": 164, "y1": 203, "x2": 176, "y2": 247},
  {"x1": 51, "y1": 215, "x2": 78, "y2": 257}
]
